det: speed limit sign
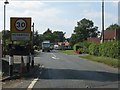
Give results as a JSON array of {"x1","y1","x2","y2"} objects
[
  {"x1": 15, "y1": 19, "x2": 26, "y2": 31},
  {"x1": 10, "y1": 17, "x2": 31, "y2": 40},
  {"x1": 10, "y1": 17, "x2": 31, "y2": 33}
]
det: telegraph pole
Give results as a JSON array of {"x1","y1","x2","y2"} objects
[{"x1": 101, "y1": 0, "x2": 104, "y2": 43}]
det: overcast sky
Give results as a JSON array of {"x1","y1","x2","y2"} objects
[{"x1": 0, "y1": 0, "x2": 119, "y2": 38}]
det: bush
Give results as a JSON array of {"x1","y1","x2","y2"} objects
[
  {"x1": 74, "y1": 41, "x2": 120, "y2": 59},
  {"x1": 88, "y1": 43, "x2": 99, "y2": 56},
  {"x1": 73, "y1": 42, "x2": 91, "y2": 53},
  {"x1": 97, "y1": 41, "x2": 120, "y2": 59}
]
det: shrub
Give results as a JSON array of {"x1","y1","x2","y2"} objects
[
  {"x1": 88, "y1": 43, "x2": 99, "y2": 56},
  {"x1": 98, "y1": 41, "x2": 120, "y2": 59},
  {"x1": 74, "y1": 41, "x2": 120, "y2": 59},
  {"x1": 73, "y1": 42, "x2": 91, "y2": 53}
]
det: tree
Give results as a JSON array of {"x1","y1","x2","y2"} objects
[
  {"x1": 69, "y1": 34, "x2": 77, "y2": 46},
  {"x1": 53, "y1": 31, "x2": 65, "y2": 43},
  {"x1": 106, "y1": 24, "x2": 120, "y2": 30},
  {"x1": 43, "y1": 28, "x2": 54, "y2": 42},
  {"x1": 73, "y1": 18, "x2": 99, "y2": 42},
  {"x1": 33, "y1": 30, "x2": 41, "y2": 46}
]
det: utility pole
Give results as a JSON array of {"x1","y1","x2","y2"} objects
[
  {"x1": 118, "y1": 1, "x2": 120, "y2": 26},
  {"x1": 101, "y1": 0, "x2": 104, "y2": 43}
]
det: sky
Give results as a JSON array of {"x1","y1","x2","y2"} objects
[{"x1": 0, "y1": 0, "x2": 119, "y2": 38}]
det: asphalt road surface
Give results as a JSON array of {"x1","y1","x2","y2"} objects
[
  {"x1": 32, "y1": 50, "x2": 118, "y2": 88},
  {"x1": 2, "y1": 50, "x2": 119, "y2": 89}
]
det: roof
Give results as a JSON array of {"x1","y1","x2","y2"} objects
[
  {"x1": 58, "y1": 41, "x2": 70, "y2": 46},
  {"x1": 104, "y1": 30, "x2": 116, "y2": 40},
  {"x1": 87, "y1": 37, "x2": 100, "y2": 44}
]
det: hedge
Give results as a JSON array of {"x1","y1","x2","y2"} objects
[
  {"x1": 73, "y1": 41, "x2": 120, "y2": 59},
  {"x1": 88, "y1": 41, "x2": 120, "y2": 59},
  {"x1": 73, "y1": 42, "x2": 91, "y2": 53},
  {"x1": 88, "y1": 43, "x2": 99, "y2": 56}
]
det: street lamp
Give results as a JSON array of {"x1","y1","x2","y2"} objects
[{"x1": 3, "y1": 0, "x2": 9, "y2": 57}]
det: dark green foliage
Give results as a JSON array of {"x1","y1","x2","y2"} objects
[
  {"x1": 82, "y1": 42, "x2": 91, "y2": 53},
  {"x1": 70, "y1": 18, "x2": 100, "y2": 46},
  {"x1": 98, "y1": 41, "x2": 120, "y2": 59},
  {"x1": 73, "y1": 42, "x2": 91, "y2": 53},
  {"x1": 88, "y1": 43, "x2": 99, "y2": 56},
  {"x1": 74, "y1": 41, "x2": 120, "y2": 59},
  {"x1": 89, "y1": 41, "x2": 120, "y2": 59},
  {"x1": 106, "y1": 24, "x2": 120, "y2": 30}
]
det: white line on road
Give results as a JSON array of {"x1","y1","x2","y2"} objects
[
  {"x1": 51, "y1": 53, "x2": 56, "y2": 57},
  {"x1": 27, "y1": 78, "x2": 38, "y2": 90},
  {"x1": 52, "y1": 57, "x2": 59, "y2": 59},
  {"x1": 51, "y1": 53, "x2": 59, "y2": 59}
]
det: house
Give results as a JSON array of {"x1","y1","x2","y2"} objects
[
  {"x1": 57, "y1": 40, "x2": 71, "y2": 49},
  {"x1": 87, "y1": 29, "x2": 120, "y2": 44},
  {"x1": 87, "y1": 37, "x2": 100, "y2": 44},
  {"x1": 103, "y1": 29, "x2": 120, "y2": 42}
]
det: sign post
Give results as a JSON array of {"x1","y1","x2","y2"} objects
[
  {"x1": 10, "y1": 17, "x2": 31, "y2": 41},
  {"x1": 10, "y1": 17, "x2": 31, "y2": 75}
]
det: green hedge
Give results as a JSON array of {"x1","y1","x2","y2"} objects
[
  {"x1": 89, "y1": 43, "x2": 99, "y2": 56},
  {"x1": 74, "y1": 41, "x2": 120, "y2": 59},
  {"x1": 73, "y1": 42, "x2": 91, "y2": 53},
  {"x1": 88, "y1": 41, "x2": 120, "y2": 59}
]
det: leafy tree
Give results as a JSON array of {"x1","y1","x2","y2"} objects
[
  {"x1": 53, "y1": 31, "x2": 65, "y2": 43},
  {"x1": 2, "y1": 30, "x2": 10, "y2": 40},
  {"x1": 106, "y1": 24, "x2": 120, "y2": 30},
  {"x1": 70, "y1": 18, "x2": 100, "y2": 46},
  {"x1": 69, "y1": 34, "x2": 77, "y2": 46},
  {"x1": 73, "y1": 18, "x2": 99, "y2": 42},
  {"x1": 33, "y1": 30, "x2": 41, "y2": 46},
  {"x1": 43, "y1": 28, "x2": 54, "y2": 42}
]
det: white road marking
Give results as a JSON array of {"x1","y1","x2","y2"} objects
[
  {"x1": 52, "y1": 57, "x2": 59, "y2": 59},
  {"x1": 51, "y1": 53, "x2": 56, "y2": 57},
  {"x1": 51, "y1": 53, "x2": 59, "y2": 59},
  {"x1": 27, "y1": 78, "x2": 38, "y2": 90}
]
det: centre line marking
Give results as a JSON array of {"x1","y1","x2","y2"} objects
[{"x1": 27, "y1": 78, "x2": 38, "y2": 90}]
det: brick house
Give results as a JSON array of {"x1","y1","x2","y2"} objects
[
  {"x1": 87, "y1": 37, "x2": 100, "y2": 44},
  {"x1": 103, "y1": 29, "x2": 120, "y2": 42},
  {"x1": 87, "y1": 29, "x2": 120, "y2": 44}
]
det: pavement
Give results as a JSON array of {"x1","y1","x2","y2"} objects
[{"x1": 1, "y1": 55, "x2": 40, "y2": 82}]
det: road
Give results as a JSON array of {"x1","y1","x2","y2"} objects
[
  {"x1": 2, "y1": 50, "x2": 119, "y2": 89},
  {"x1": 32, "y1": 50, "x2": 118, "y2": 88}
]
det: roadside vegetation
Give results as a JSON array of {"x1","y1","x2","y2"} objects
[
  {"x1": 72, "y1": 41, "x2": 120, "y2": 68},
  {"x1": 60, "y1": 50, "x2": 76, "y2": 55},
  {"x1": 79, "y1": 55, "x2": 119, "y2": 68}
]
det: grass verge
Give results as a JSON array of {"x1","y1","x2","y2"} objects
[
  {"x1": 79, "y1": 55, "x2": 119, "y2": 68},
  {"x1": 59, "y1": 50, "x2": 76, "y2": 55}
]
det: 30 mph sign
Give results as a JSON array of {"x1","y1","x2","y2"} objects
[
  {"x1": 10, "y1": 17, "x2": 31, "y2": 33},
  {"x1": 10, "y1": 17, "x2": 31, "y2": 40},
  {"x1": 15, "y1": 19, "x2": 26, "y2": 31}
]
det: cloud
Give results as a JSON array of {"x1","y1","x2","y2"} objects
[{"x1": 0, "y1": 1, "x2": 118, "y2": 38}]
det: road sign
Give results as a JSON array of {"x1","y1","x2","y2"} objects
[
  {"x1": 10, "y1": 17, "x2": 31, "y2": 40},
  {"x1": 15, "y1": 19, "x2": 26, "y2": 31},
  {"x1": 11, "y1": 33, "x2": 31, "y2": 41},
  {"x1": 10, "y1": 17, "x2": 31, "y2": 33}
]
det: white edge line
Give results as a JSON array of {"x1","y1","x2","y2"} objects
[{"x1": 27, "y1": 78, "x2": 39, "y2": 89}]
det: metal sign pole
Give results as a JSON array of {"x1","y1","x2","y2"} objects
[{"x1": 31, "y1": 23, "x2": 34, "y2": 68}]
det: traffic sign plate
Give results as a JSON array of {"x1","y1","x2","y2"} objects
[
  {"x1": 15, "y1": 19, "x2": 27, "y2": 31},
  {"x1": 10, "y1": 17, "x2": 31, "y2": 33},
  {"x1": 11, "y1": 33, "x2": 31, "y2": 40},
  {"x1": 10, "y1": 17, "x2": 31, "y2": 41}
]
